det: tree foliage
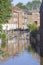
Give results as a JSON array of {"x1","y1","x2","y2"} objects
[
  {"x1": 1, "y1": 33, "x2": 7, "y2": 48},
  {"x1": 32, "y1": 0, "x2": 41, "y2": 10},
  {"x1": 0, "y1": 0, "x2": 12, "y2": 23},
  {"x1": 0, "y1": 24, "x2": 2, "y2": 30},
  {"x1": 16, "y1": 2, "x2": 28, "y2": 10},
  {"x1": 27, "y1": 24, "x2": 38, "y2": 32},
  {"x1": 0, "y1": 24, "x2": 7, "y2": 48},
  {"x1": 15, "y1": 0, "x2": 41, "y2": 11}
]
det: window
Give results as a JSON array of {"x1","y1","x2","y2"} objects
[
  {"x1": 34, "y1": 21, "x2": 37, "y2": 24},
  {"x1": 14, "y1": 13, "x2": 18, "y2": 18},
  {"x1": 14, "y1": 21, "x2": 17, "y2": 24},
  {"x1": 14, "y1": 18, "x2": 18, "y2": 22},
  {"x1": 34, "y1": 13, "x2": 38, "y2": 18},
  {"x1": 22, "y1": 18, "x2": 27, "y2": 25}
]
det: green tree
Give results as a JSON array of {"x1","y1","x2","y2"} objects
[
  {"x1": 0, "y1": 0, "x2": 12, "y2": 23},
  {"x1": 15, "y1": 2, "x2": 28, "y2": 10},
  {"x1": 33, "y1": 0, "x2": 40, "y2": 1},
  {"x1": 15, "y1": 0, "x2": 41, "y2": 11},
  {"x1": 16, "y1": 2, "x2": 23, "y2": 8},
  {"x1": 32, "y1": 0, "x2": 41, "y2": 10},
  {"x1": 26, "y1": 2, "x2": 32, "y2": 10}
]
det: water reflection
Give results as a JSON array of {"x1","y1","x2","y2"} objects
[
  {"x1": 0, "y1": 51, "x2": 40, "y2": 65},
  {"x1": 0, "y1": 31, "x2": 40, "y2": 65},
  {"x1": 40, "y1": 57, "x2": 43, "y2": 65}
]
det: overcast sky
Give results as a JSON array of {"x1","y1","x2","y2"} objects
[{"x1": 12, "y1": 0, "x2": 33, "y2": 5}]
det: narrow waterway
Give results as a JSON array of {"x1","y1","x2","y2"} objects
[
  {"x1": 0, "y1": 30, "x2": 40, "y2": 65},
  {"x1": 0, "y1": 50, "x2": 40, "y2": 65}
]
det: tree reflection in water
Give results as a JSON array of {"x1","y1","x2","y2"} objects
[{"x1": 0, "y1": 31, "x2": 40, "y2": 64}]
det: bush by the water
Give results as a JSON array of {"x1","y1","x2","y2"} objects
[
  {"x1": 27, "y1": 24, "x2": 38, "y2": 32},
  {"x1": 1, "y1": 33, "x2": 7, "y2": 48},
  {"x1": 0, "y1": 24, "x2": 7, "y2": 48}
]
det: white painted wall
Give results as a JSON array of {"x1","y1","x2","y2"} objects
[{"x1": 2, "y1": 24, "x2": 18, "y2": 30}]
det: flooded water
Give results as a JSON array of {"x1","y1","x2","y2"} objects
[{"x1": 0, "y1": 51, "x2": 40, "y2": 65}]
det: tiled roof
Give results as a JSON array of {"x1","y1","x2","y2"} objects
[{"x1": 22, "y1": 10, "x2": 32, "y2": 15}]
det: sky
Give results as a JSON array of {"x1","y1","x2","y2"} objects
[{"x1": 12, "y1": 0, "x2": 33, "y2": 5}]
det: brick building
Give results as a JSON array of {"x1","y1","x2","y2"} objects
[
  {"x1": 8, "y1": 6, "x2": 32, "y2": 29},
  {"x1": 3, "y1": 6, "x2": 40, "y2": 31},
  {"x1": 32, "y1": 10, "x2": 40, "y2": 27}
]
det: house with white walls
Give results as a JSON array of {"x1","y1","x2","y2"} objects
[{"x1": 2, "y1": 24, "x2": 18, "y2": 30}]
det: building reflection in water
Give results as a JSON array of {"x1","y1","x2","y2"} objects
[{"x1": 0, "y1": 30, "x2": 40, "y2": 62}]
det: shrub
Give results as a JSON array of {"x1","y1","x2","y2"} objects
[
  {"x1": 1, "y1": 33, "x2": 7, "y2": 48},
  {"x1": 27, "y1": 24, "x2": 38, "y2": 32},
  {"x1": 2, "y1": 33, "x2": 6, "y2": 39},
  {"x1": 0, "y1": 24, "x2": 7, "y2": 48}
]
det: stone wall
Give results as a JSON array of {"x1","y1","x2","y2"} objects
[{"x1": 30, "y1": 29, "x2": 40, "y2": 55}]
